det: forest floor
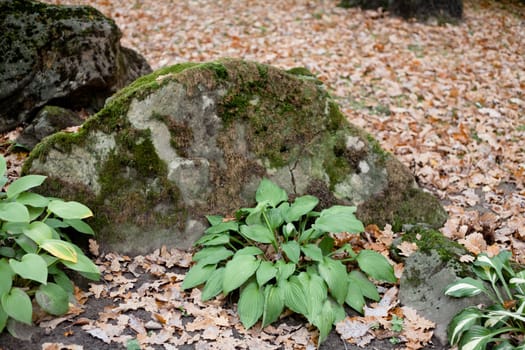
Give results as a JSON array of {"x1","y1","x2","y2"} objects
[{"x1": 1, "y1": 0, "x2": 524, "y2": 349}]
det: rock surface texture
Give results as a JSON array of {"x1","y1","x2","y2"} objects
[
  {"x1": 0, "y1": 0, "x2": 151, "y2": 132},
  {"x1": 24, "y1": 59, "x2": 447, "y2": 255}
]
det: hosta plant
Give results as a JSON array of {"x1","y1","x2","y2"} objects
[
  {"x1": 445, "y1": 251, "x2": 525, "y2": 350},
  {"x1": 182, "y1": 178, "x2": 396, "y2": 344},
  {"x1": 0, "y1": 155, "x2": 100, "y2": 337}
]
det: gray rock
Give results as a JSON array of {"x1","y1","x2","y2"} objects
[
  {"x1": 16, "y1": 105, "x2": 84, "y2": 150},
  {"x1": 0, "y1": 0, "x2": 151, "y2": 132},
  {"x1": 23, "y1": 59, "x2": 447, "y2": 255},
  {"x1": 397, "y1": 231, "x2": 490, "y2": 346}
]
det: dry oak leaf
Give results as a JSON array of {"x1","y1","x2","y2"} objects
[
  {"x1": 397, "y1": 241, "x2": 419, "y2": 257},
  {"x1": 459, "y1": 232, "x2": 487, "y2": 255}
]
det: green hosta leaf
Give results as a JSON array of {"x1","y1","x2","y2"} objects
[
  {"x1": 314, "y1": 214, "x2": 363, "y2": 234},
  {"x1": 14, "y1": 235, "x2": 38, "y2": 253},
  {"x1": 281, "y1": 241, "x2": 300, "y2": 264},
  {"x1": 255, "y1": 178, "x2": 288, "y2": 207},
  {"x1": 204, "y1": 220, "x2": 239, "y2": 234},
  {"x1": 240, "y1": 224, "x2": 275, "y2": 244},
  {"x1": 0, "y1": 156, "x2": 6, "y2": 178},
  {"x1": 262, "y1": 285, "x2": 284, "y2": 327},
  {"x1": 245, "y1": 201, "x2": 267, "y2": 225},
  {"x1": 314, "y1": 205, "x2": 364, "y2": 233},
  {"x1": 192, "y1": 246, "x2": 234, "y2": 265},
  {"x1": 27, "y1": 206, "x2": 45, "y2": 221},
  {"x1": 206, "y1": 215, "x2": 224, "y2": 226},
  {"x1": 301, "y1": 244, "x2": 323, "y2": 262},
  {"x1": 35, "y1": 283, "x2": 69, "y2": 316},
  {"x1": 313, "y1": 299, "x2": 345, "y2": 344},
  {"x1": 1, "y1": 287, "x2": 32, "y2": 325},
  {"x1": 40, "y1": 239, "x2": 78, "y2": 263},
  {"x1": 282, "y1": 276, "x2": 308, "y2": 316},
  {"x1": 448, "y1": 307, "x2": 483, "y2": 345},
  {"x1": 0, "y1": 260, "x2": 13, "y2": 295},
  {"x1": 318, "y1": 256, "x2": 348, "y2": 304},
  {"x1": 345, "y1": 281, "x2": 366, "y2": 313},
  {"x1": 16, "y1": 192, "x2": 49, "y2": 208},
  {"x1": 235, "y1": 246, "x2": 264, "y2": 256},
  {"x1": 348, "y1": 270, "x2": 380, "y2": 301},
  {"x1": 6, "y1": 175, "x2": 46, "y2": 199},
  {"x1": 472, "y1": 265, "x2": 498, "y2": 283},
  {"x1": 298, "y1": 227, "x2": 320, "y2": 242},
  {"x1": 238, "y1": 280, "x2": 264, "y2": 329},
  {"x1": 64, "y1": 219, "x2": 95, "y2": 235},
  {"x1": 510, "y1": 271, "x2": 525, "y2": 286},
  {"x1": 48, "y1": 200, "x2": 93, "y2": 220},
  {"x1": 51, "y1": 269, "x2": 74, "y2": 294},
  {"x1": 458, "y1": 325, "x2": 503, "y2": 350},
  {"x1": 0, "y1": 306, "x2": 7, "y2": 333},
  {"x1": 181, "y1": 262, "x2": 217, "y2": 290},
  {"x1": 194, "y1": 232, "x2": 230, "y2": 246},
  {"x1": 44, "y1": 218, "x2": 69, "y2": 229},
  {"x1": 41, "y1": 254, "x2": 58, "y2": 267},
  {"x1": 201, "y1": 267, "x2": 225, "y2": 301},
  {"x1": 275, "y1": 260, "x2": 296, "y2": 283},
  {"x1": 9, "y1": 253, "x2": 48, "y2": 284},
  {"x1": 61, "y1": 248, "x2": 100, "y2": 280},
  {"x1": 319, "y1": 235, "x2": 335, "y2": 255},
  {"x1": 266, "y1": 207, "x2": 285, "y2": 230},
  {"x1": 356, "y1": 250, "x2": 396, "y2": 283},
  {"x1": 0, "y1": 202, "x2": 30, "y2": 223},
  {"x1": 300, "y1": 272, "x2": 327, "y2": 321},
  {"x1": 256, "y1": 261, "x2": 277, "y2": 287},
  {"x1": 22, "y1": 221, "x2": 53, "y2": 245},
  {"x1": 2, "y1": 221, "x2": 27, "y2": 234},
  {"x1": 484, "y1": 309, "x2": 525, "y2": 327},
  {"x1": 445, "y1": 277, "x2": 487, "y2": 298},
  {"x1": 284, "y1": 195, "x2": 319, "y2": 223},
  {"x1": 0, "y1": 247, "x2": 15, "y2": 258},
  {"x1": 223, "y1": 254, "x2": 260, "y2": 294},
  {"x1": 282, "y1": 222, "x2": 296, "y2": 240}
]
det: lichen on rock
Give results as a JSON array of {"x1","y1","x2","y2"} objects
[{"x1": 24, "y1": 58, "x2": 447, "y2": 255}]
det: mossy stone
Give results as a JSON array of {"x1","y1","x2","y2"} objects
[{"x1": 24, "y1": 58, "x2": 447, "y2": 255}]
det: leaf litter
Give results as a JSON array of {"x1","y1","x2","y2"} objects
[{"x1": 8, "y1": 0, "x2": 525, "y2": 348}]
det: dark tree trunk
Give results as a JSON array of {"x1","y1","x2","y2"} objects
[
  {"x1": 339, "y1": 0, "x2": 463, "y2": 22},
  {"x1": 390, "y1": 0, "x2": 463, "y2": 21}
]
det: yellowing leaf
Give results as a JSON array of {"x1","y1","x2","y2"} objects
[{"x1": 40, "y1": 239, "x2": 78, "y2": 263}]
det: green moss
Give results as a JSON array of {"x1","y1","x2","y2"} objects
[
  {"x1": 286, "y1": 67, "x2": 316, "y2": 77},
  {"x1": 323, "y1": 134, "x2": 351, "y2": 190},
  {"x1": 216, "y1": 60, "x2": 342, "y2": 169},
  {"x1": 401, "y1": 228, "x2": 466, "y2": 262},
  {"x1": 327, "y1": 101, "x2": 346, "y2": 132},
  {"x1": 365, "y1": 133, "x2": 390, "y2": 164},
  {"x1": 94, "y1": 129, "x2": 186, "y2": 233},
  {"x1": 394, "y1": 188, "x2": 448, "y2": 230},
  {"x1": 396, "y1": 227, "x2": 470, "y2": 277},
  {"x1": 22, "y1": 128, "x2": 89, "y2": 174}
]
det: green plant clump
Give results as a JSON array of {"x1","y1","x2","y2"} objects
[
  {"x1": 445, "y1": 251, "x2": 525, "y2": 350},
  {"x1": 182, "y1": 178, "x2": 396, "y2": 344},
  {"x1": 0, "y1": 155, "x2": 100, "y2": 337}
]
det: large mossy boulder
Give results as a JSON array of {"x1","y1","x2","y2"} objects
[
  {"x1": 23, "y1": 59, "x2": 446, "y2": 254},
  {"x1": 0, "y1": 0, "x2": 151, "y2": 132}
]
